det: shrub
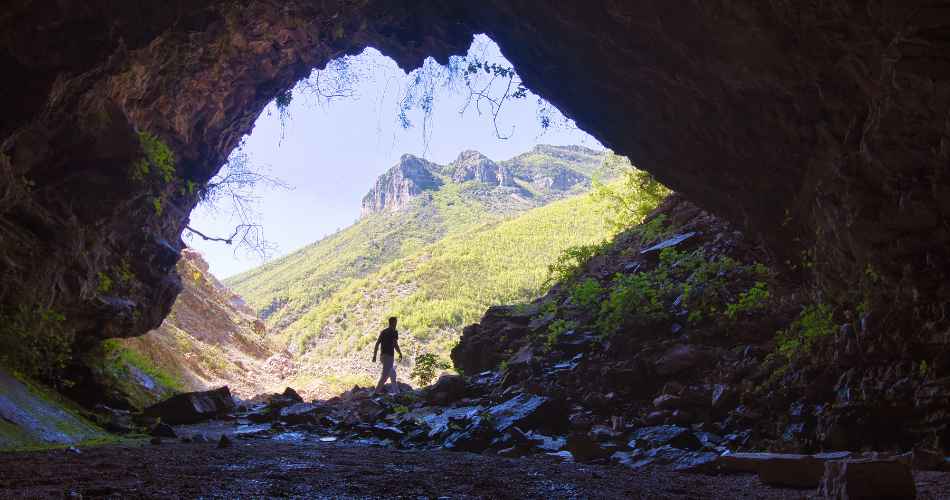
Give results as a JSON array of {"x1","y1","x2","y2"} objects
[
  {"x1": 544, "y1": 318, "x2": 578, "y2": 349},
  {"x1": 571, "y1": 278, "x2": 604, "y2": 309},
  {"x1": 775, "y1": 303, "x2": 836, "y2": 359},
  {"x1": 545, "y1": 241, "x2": 609, "y2": 286},
  {"x1": 591, "y1": 152, "x2": 671, "y2": 232},
  {"x1": 410, "y1": 352, "x2": 450, "y2": 386},
  {"x1": 725, "y1": 281, "x2": 771, "y2": 319},
  {"x1": 0, "y1": 305, "x2": 72, "y2": 384}
]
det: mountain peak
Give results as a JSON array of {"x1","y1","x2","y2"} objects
[
  {"x1": 361, "y1": 155, "x2": 443, "y2": 216},
  {"x1": 449, "y1": 150, "x2": 515, "y2": 187}
]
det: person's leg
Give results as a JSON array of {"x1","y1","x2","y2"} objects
[
  {"x1": 389, "y1": 362, "x2": 399, "y2": 394},
  {"x1": 375, "y1": 355, "x2": 393, "y2": 393}
]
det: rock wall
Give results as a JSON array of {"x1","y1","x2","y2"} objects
[
  {"x1": 360, "y1": 154, "x2": 444, "y2": 215},
  {"x1": 1, "y1": 2, "x2": 949, "y2": 385}
]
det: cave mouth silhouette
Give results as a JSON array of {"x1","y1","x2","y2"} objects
[
  {"x1": 1, "y1": 4, "x2": 948, "y2": 461},
  {"x1": 184, "y1": 33, "x2": 604, "y2": 278}
]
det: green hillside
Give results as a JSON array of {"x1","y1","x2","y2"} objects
[
  {"x1": 224, "y1": 145, "x2": 617, "y2": 395},
  {"x1": 227, "y1": 145, "x2": 605, "y2": 335},
  {"x1": 290, "y1": 189, "x2": 615, "y2": 359}
]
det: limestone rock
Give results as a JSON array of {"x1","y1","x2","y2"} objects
[{"x1": 143, "y1": 387, "x2": 235, "y2": 425}]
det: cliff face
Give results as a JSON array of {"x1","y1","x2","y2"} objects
[
  {"x1": 360, "y1": 155, "x2": 444, "y2": 216},
  {"x1": 1, "y1": 2, "x2": 949, "y2": 419},
  {"x1": 449, "y1": 151, "x2": 515, "y2": 187},
  {"x1": 79, "y1": 248, "x2": 284, "y2": 409}
]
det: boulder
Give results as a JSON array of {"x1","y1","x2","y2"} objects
[
  {"x1": 487, "y1": 393, "x2": 567, "y2": 434},
  {"x1": 715, "y1": 452, "x2": 853, "y2": 488},
  {"x1": 654, "y1": 345, "x2": 711, "y2": 376},
  {"x1": 652, "y1": 394, "x2": 684, "y2": 411},
  {"x1": 279, "y1": 403, "x2": 324, "y2": 424},
  {"x1": 143, "y1": 387, "x2": 235, "y2": 425},
  {"x1": 149, "y1": 422, "x2": 177, "y2": 438},
  {"x1": 96, "y1": 405, "x2": 134, "y2": 433},
  {"x1": 565, "y1": 433, "x2": 614, "y2": 462},
  {"x1": 629, "y1": 425, "x2": 701, "y2": 450},
  {"x1": 268, "y1": 387, "x2": 303, "y2": 409},
  {"x1": 425, "y1": 375, "x2": 467, "y2": 405},
  {"x1": 818, "y1": 459, "x2": 916, "y2": 499}
]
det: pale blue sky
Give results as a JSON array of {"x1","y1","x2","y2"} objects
[{"x1": 187, "y1": 35, "x2": 603, "y2": 278}]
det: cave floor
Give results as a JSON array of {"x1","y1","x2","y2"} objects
[{"x1": 1, "y1": 439, "x2": 949, "y2": 499}]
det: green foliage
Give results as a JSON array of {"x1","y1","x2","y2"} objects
[
  {"x1": 570, "y1": 278, "x2": 604, "y2": 309},
  {"x1": 775, "y1": 303, "x2": 836, "y2": 359},
  {"x1": 115, "y1": 258, "x2": 135, "y2": 286},
  {"x1": 637, "y1": 214, "x2": 671, "y2": 245},
  {"x1": 546, "y1": 241, "x2": 609, "y2": 286},
  {"x1": 410, "y1": 353, "x2": 451, "y2": 386},
  {"x1": 544, "y1": 319, "x2": 578, "y2": 349},
  {"x1": 134, "y1": 132, "x2": 176, "y2": 184},
  {"x1": 0, "y1": 305, "x2": 71, "y2": 384},
  {"x1": 94, "y1": 339, "x2": 185, "y2": 401},
  {"x1": 151, "y1": 196, "x2": 163, "y2": 216},
  {"x1": 599, "y1": 271, "x2": 668, "y2": 334},
  {"x1": 97, "y1": 272, "x2": 113, "y2": 294},
  {"x1": 592, "y1": 152, "x2": 671, "y2": 232},
  {"x1": 725, "y1": 281, "x2": 771, "y2": 319},
  {"x1": 597, "y1": 247, "x2": 773, "y2": 335}
]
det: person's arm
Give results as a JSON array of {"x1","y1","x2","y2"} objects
[
  {"x1": 372, "y1": 335, "x2": 380, "y2": 363},
  {"x1": 394, "y1": 337, "x2": 403, "y2": 361}
]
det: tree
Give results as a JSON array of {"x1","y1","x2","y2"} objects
[
  {"x1": 410, "y1": 352, "x2": 450, "y2": 386},
  {"x1": 591, "y1": 152, "x2": 671, "y2": 232},
  {"x1": 184, "y1": 142, "x2": 289, "y2": 259}
]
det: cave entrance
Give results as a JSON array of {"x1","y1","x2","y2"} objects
[{"x1": 165, "y1": 34, "x2": 634, "y2": 400}]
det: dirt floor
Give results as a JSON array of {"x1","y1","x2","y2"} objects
[{"x1": 0, "y1": 438, "x2": 948, "y2": 499}]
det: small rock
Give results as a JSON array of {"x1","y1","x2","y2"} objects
[
  {"x1": 217, "y1": 435, "x2": 232, "y2": 449},
  {"x1": 149, "y1": 422, "x2": 177, "y2": 438},
  {"x1": 629, "y1": 425, "x2": 701, "y2": 450},
  {"x1": 149, "y1": 437, "x2": 162, "y2": 445},
  {"x1": 565, "y1": 433, "x2": 613, "y2": 462},
  {"x1": 654, "y1": 345, "x2": 710, "y2": 376},
  {"x1": 818, "y1": 459, "x2": 916, "y2": 499},
  {"x1": 497, "y1": 445, "x2": 529, "y2": 458},
  {"x1": 652, "y1": 394, "x2": 683, "y2": 411},
  {"x1": 66, "y1": 446, "x2": 81, "y2": 455}
]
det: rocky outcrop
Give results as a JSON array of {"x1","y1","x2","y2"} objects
[
  {"x1": 360, "y1": 154, "x2": 443, "y2": 215},
  {"x1": 449, "y1": 150, "x2": 515, "y2": 187},
  {"x1": 76, "y1": 248, "x2": 285, "y2": 409},
  {"x1": 455, "y1": 194, "x2": 950, "y2": 453}
]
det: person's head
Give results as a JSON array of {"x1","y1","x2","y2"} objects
[{"x1": 388, "y1": 316, "x2": 397, "y2": 328}]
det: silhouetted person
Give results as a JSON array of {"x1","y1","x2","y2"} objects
[{"x1": 373, "y1": 316, "x2": 403, "y2": 394}]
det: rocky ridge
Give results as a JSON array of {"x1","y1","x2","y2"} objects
[{"x1": 359, "y1": 145, "x2": 599, "y2": 216}]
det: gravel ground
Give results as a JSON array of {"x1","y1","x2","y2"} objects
[{"x1": 2, "y1": 439, "x2": 949, "y2": 499}]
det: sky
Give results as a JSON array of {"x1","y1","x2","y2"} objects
[{"x1": 186, "y1": 35, "x2": 603, "y2": 278}]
